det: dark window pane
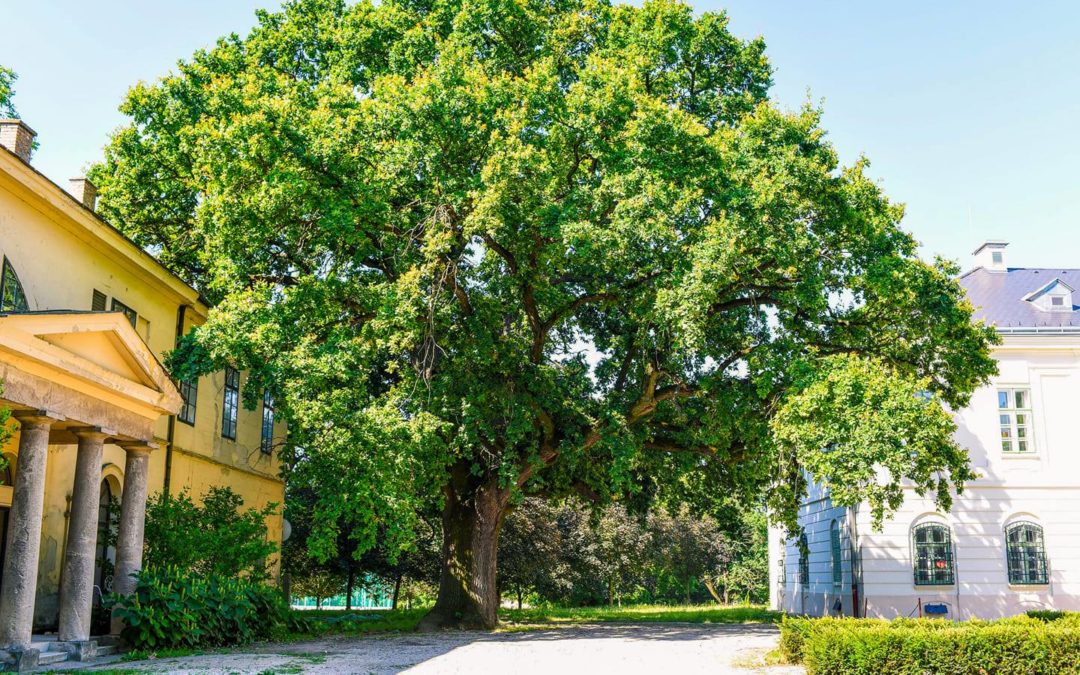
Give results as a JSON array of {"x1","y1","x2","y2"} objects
[
  {"x1": 110, "y1": 298, "x2": 137, "y2": 328},
  {"x1": 178, "y1": 378, "x2": 198, "y2": 425},
  {"x1": 0, "y1": 257, "x2": 28, "y2": 312},
  {"x1": 222, "y1": 367, "x2": 239, "y2": 440},
  {"x1": 260, "y1": 389, "x2": 274, "y2": 455}
]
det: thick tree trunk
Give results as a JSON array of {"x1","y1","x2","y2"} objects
[
  {"x1": 346, "y1": 568, "x2": 355, "y2": 611},
  {"x1": 392, "y1": 573, "x2": 403, "y2": 610},
  {"x1": 704, "y1": 576, "x2": 723, "y2": 605},
  {"x1": 418, "y1": 466, "x2": 508, "y2": 631}
]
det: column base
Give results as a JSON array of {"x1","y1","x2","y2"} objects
[
  {"x1": 51, "y1": 640, "x2": 97, "y2": 661},
  {"x1": 0, "y1": 647, "x2": 39, "y2": 673}
]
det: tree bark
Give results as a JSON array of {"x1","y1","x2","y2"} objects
[
  {"x1": 418, "y1": 465, "x2": 508, "y2": 631},
  {"x1": 392, "y1": 573, "x2": 403, "y2": 610},
  {"x1": 346, "y1": 568, "x2": 355, "y2": 611},
  {"x1": 517, "y1": 589, "x2": 523, "y2": 610},
  {"x1": 703, "y1": 576, "x2": 724, "y2": 605}
]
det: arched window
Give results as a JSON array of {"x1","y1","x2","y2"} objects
[
  {"x1": 913, "y1": 522, "x2": 955, "y2": 586},
  {"x1": 1005, "y1": 521, "x2": 1049, "y2": 585},
  {"x1": 830, "y1": 520, "x2": 843, "y2": 587},
  {"x1": 0, "y1": 257, "x2": 27, "y2": 311},
  {"x1": 797, "y1": 533, "x2": 809, "y2": 586}
]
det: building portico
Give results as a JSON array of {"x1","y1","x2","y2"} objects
[{"x1": 0, "y1": 311, "x2": 180, "y2": 665}]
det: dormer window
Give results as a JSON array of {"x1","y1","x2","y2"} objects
[{"x1": 1023, "y1": 278, "x2": 1074, "y2": 313}]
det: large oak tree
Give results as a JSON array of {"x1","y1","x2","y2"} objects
[{"x1": 91, "y1": 0, "x2": 997, "y2": 628}]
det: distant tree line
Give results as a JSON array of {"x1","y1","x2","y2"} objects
[{"x1": 284, "y1": 495, "x2": 767, "y2": 610}]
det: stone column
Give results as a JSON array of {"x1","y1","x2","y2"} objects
[
  {"x1": 0, "y1": 411, "x2": 63, "y2": 651},
  {"x1": 110, "y1": 442, "x2": 154, "y2": 635},
  {"x1": 57, "y1": 428, "x2": 112, "y2": 644}
]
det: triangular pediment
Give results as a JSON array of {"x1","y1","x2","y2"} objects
[{"x1": 0, "y1": 311, "x2": 182, "y2": 416}]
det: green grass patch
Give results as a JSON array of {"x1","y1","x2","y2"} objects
[
  {"x1": 500, "y1": 603, "x2": 780, "y2": 626},
  {"x1": 287, "y1": 607, "x2": 428, "y2": 637}
]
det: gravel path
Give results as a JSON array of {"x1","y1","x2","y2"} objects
[{"x1": 58, "y1": 623, "x2": 802, "y2": 674}]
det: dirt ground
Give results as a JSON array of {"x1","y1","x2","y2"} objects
[{"x1": 54, "y1": 623, "x2": 803, "y2": 674}]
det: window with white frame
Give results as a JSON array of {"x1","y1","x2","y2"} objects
[{"x1": 998, "y1": 389, "x2": 1034, "y2": 454}]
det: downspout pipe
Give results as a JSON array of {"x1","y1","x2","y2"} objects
[{"x1": 164, "y1": 303, "x2": 188, "y2": 496}]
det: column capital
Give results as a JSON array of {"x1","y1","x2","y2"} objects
[
  {"x1": 70, "y1": 426, "x2": 116, "y2": 442},
  {"x1": 118, "y1": 440, "x2": 158, "y2": 456},
  {"x1": 12, "y1": 409, "x2": 64, "y2": 429}
]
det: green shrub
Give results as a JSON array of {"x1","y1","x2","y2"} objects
[
  {"x1": 143, "y1": 487, "x2": 278, "y2": 582},
  {"x1": 780, "y1": 615, "x2": 1080, "y2": 675},
  {"x1": 110, "y1": 566, "x2": 294, "y2": 649},
  {"x1": 1027, "y1": 609, "x2": 1076, "y2": 622}
]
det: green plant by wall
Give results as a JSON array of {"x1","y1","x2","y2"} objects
[
  {"x1": 110, "y1": 566, "x2": 306, "y2": 649},
  {"x1": 143, "y1": 486, "x2": 278, "y2": 581}
]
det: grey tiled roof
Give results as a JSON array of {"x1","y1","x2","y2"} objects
[{"x1": 959, "y1": 267, "x2": 1080, "y2": 328}]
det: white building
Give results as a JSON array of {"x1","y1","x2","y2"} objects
[{"x1": 769, "y1": 241, "x2": 1080, "y2": 619}]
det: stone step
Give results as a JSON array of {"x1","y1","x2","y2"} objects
[
  {"x1": 94, "y1": 645, "x2": 117, "y2": 657},
  {"x1": 37, "y1": 650, "x2": 70, "y2": 665}
]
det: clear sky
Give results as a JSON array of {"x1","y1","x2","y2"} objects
[{"x1": 2, "y1": 1, "x2": 1078, "y2": 270}]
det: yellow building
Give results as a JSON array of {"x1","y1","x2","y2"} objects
[{"x1": 0, "y1": 119, "x2": 285, "y2": 658}]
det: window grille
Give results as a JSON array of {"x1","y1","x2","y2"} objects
[
  {"x1": 1005, "y1": 521, "x2": 1049, "y2": 585},
  {"x1": 913, "y1": 522, "x2": 955, "y2": 586}
]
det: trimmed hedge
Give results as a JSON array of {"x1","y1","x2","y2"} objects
[{"x1": 780, "y1": 614, "x2": 1080, "y2": 675}]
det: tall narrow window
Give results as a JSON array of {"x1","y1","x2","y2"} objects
[
  {"x1": 1005, "y1": 521, "x2": 1049, "y2": 585},
  {"x1": 110, "y1": 298, "x2": 137, "y2": 328},
  {"x1": 0, "y1": 257, "x2": 28, "y2": 311},
  {"x1": 797, "y1": 533, "x2": 809, "y2": 586},
  {"x1": 178, "y1": 378, "x2": 198, "y2": 425},
  {"x1": 913, "y1": 522, "x2": 955, "y2": 586},
  {"x1": 260, "y1": 390, "x2": 275, "y2": 454},
  {"x1": 91, "y1": 289, "x2": 107, "y2": 311},
  {"x1": 830, "y1": 520, "x2": 843, "y2": 587},
  {"x1": 221, "y1": 367, "x2": 239, "y2": 440},
  {"x1": 998, "y1": 389, "x2": 1034, "y2": 454}
]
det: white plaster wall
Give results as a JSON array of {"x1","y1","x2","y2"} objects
[{"x1": 779, "y1": 336, "x2": 1080, "y2": 619}]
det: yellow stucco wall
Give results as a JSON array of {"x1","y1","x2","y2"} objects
[{"x1": 0, "y1": 149, "x2": 286, "y2": 629}]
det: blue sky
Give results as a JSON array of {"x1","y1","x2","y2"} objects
[{"x1": 2, "y1": 1, "x2": 1078, "y2": 270}]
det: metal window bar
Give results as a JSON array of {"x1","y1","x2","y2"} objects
[
  {"x1": 913, "y1": 523, "x2": 955, "y2": 586},
  {"x1": 1005, "y1": 522, "x2": 1049, "y2": 585}
]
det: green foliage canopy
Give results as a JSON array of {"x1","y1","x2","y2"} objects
[{"x1": 90, "y1": 0, "x2": 997, "y2": 573}]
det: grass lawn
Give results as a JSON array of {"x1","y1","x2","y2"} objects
[
  {"x1": 500, "y1": 604, "x2": 780, "y2": 627},
  {"x1": 288, "y1": 604, "x2": 778, "y2": 638}
]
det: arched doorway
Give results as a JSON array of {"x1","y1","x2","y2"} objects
[{"x1": 91, "y1": 477, "x2": 119, "y2": 635}]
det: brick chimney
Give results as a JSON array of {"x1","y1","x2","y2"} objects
[
  {"x1": 68, "y1": 177, "x2": 97, "y2": 211},
  {"x1": 0, "y1": 119, "x2": 36, "y2": 163}
]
